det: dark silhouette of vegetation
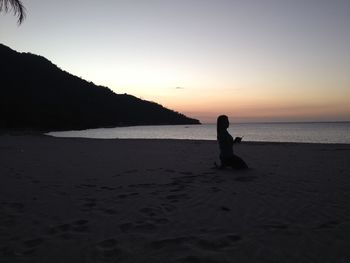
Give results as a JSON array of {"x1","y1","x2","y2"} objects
[
  {"x1": 0, "y1": 44, "x2": 200, "y2": 131},
  {"x1": 0, "y1": 0, "x2": 26, "y2": 24}
]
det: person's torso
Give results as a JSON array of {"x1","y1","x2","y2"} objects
[{"x1": 218, "y1": 130, "x2": 234, "y2": 158}]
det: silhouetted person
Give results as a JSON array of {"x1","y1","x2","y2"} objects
[{"x1": 216, "y1": 115, "x2": 248, "y2": 169}]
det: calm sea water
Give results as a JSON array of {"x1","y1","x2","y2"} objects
[{"x1": 47, "y1": 122, "x2": 350, "y2": 144}]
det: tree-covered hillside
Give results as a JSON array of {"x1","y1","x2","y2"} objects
[{"x1": 0, "y1": 44, "x2": 200, "y2": 131}]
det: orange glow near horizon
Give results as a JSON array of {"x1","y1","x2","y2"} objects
[
  {"x1": 2, "y1": 1, "x2": 350, "y2": 123},
  {"x1": 105, "y1": 72, "x2": 350, "y2": 123}
]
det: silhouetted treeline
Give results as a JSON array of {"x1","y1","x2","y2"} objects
[{"x1": 0, "y1": 44, "x2": 200, "y2": 131}]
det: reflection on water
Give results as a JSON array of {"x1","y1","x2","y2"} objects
[{"x1": 47, "y1": 122, "x2": 350, "y2": 144}]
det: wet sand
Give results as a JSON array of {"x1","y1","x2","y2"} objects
[{"x1": 1, "y1": 134, "x2": 350, "y2": 262}]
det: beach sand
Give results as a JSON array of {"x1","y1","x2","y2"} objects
[{"x1": 1, "y1": 134, "x2": 350, "y2": 262}]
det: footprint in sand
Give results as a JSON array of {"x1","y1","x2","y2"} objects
[
  {"x1": 179, "y1": 255, "x2": 229, "y2": 263},
  {"x1": 80, "y1": 198, "x2": 97, "y2": 211},
  {"x1": 165, "y1": 194, "x2": 189, "y2": 202},
  {"x1": 139, "y1": 207, "x2": 170, "y2": 225},
  {"x1": 150, "y1": 236, "x2": 194, "y2": 249},
  {"x1": 210, "y1": 187, "x2": 221, "y2": 193},
  {"x1": 72, "y1": 219, "x2": 89, "y2": 233},
  {"x1": 0, "y1": 246, "x2": 17, "y2": 257},
  {"x1": 119, "y1": 222, "x2": 156, "y2": 233},
  {"x1": 19, "y1": 237, "x2": 45, "y2": 256},
  {"x1": 179, "y1": 171, "x2": 194, "y2": 175},
  {"x1": 161, "y1": 203, "x2": 177, "y2": 212},
  {"x1": 31, "y1": 179, "x2": 40, "y2": 184},
  {"x1": 152, "y1": 218, "x2": 169, "y2": 224},
  {"x1": 47, "y1": 219, "x2": 89, "y2": 238},
  {"x1": 83, "y1": 201, "x2": 97, "y2": 209},
  {"x1": 100, "y1": 186, "x2": 115, "y2": 191},
  {"x1": 261, "y1": 223, "x2": 289, "y2": 230},
  {"x1": 124, "y1": 169, "x2": 138, "y2": 174},
  {"x1": 133, "y1": 222, "x2": 157, "y2": 232},
  {"x1": 149, "y1": 191, "x2": 160, "y2": 196},
  {"x1": 76, "y1": 183, "x2": 97, "y2": 189},
  {"x1": 97, "y1": 239, "x2": 118, "y2": 249},
  {"x1": 235, "y1": 176, "x2": 257, "y2": 182},
  {"x1": 1, "y1": 214, "x2": 17, "y2": 227},
  {"x1": 196, "y1": 234, "x2": 242, "y2": 251},
  {"x1": 101, "y1": 208, "x2": 118, "y2": 215},
  {"x1": 23, "y1": 238, "x2": 44, "y2": 248},
  {"x1": 92, "y1": 238, "x2": 124, "y2": 262},
  {"x1": 220, "y1": 206, "x2": 231, "y2": 212},
  {"x1": 113, "y1": 192, "x2": 138, "y2": 200},
  {"x1": 173, "y1": 175, "x2": 198, "y2": 184},
  {"x1": 73, "y1": 219, "x2": 89, "y2": 225},
  {"x1": 169, "y1": 187, "x2": 186, "y2": 193},
  {"x1": 316, "y1": 220, "x2": 340, "y2": 229},
  {"x1": 8, "y1": 202, "x2": 25, "y2": 213},
  {"x1": 118, "y1": 194, "x2": 128, "y2": 199},
  {"x1": 139, "y1": 207, "x2": 158, "y2": 217},
  {"x1": 200, "y1": 175, "x2": 224, "y2": 184}
]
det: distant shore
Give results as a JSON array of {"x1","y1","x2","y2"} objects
[{"x1": 1, "y1": 134, "x2": 350, "y2": 262}]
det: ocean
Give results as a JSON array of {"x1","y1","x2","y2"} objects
[{"x1": 47, "y1": 122, "x2": 350, "y2": 144}]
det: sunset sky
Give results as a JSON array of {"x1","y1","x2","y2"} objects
[{"x1": 1, "y1": 0, "x2": 350, "y2": 123}]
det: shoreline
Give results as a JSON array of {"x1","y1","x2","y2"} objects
[
  {"x1": 1, "y1": 134, "x2": 350, "y2": 262},
  {"x1": 4, "y1": 121, "x2": 350, "y2": 145},
  {"x1": 45, "y1": 122, "x2": 350, "y2": 145},
  {"x1": 46, "y1": 133, "x2": 350, "y2": 146}
]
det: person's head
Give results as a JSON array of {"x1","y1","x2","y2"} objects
[{"x1": 217, "y1": 115, "x2": 229, "y2": 134}]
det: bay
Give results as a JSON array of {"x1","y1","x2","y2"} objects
[{"x1": 47, "y1": 122, "x2": 350, "y2": 144}]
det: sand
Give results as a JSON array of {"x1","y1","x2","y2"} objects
[{"x1": 1, "y1": 134, "x2": 350, "y2": 263}]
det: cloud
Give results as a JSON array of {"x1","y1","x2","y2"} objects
[{"x1": 175, "y1": 86, "x2": 185, "y2": 90}]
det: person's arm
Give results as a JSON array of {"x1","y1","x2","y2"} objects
[{"x1": 233, "y1": 136, "x2": 243, "y2": 143}]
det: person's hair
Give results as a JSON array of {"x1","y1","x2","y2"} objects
[{"x1": 217, "y1": 115, "x2": 229, "y2": 138}]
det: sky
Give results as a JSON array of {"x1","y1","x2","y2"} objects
[{"x1": 1, "y1": 0, "x2": 350, "y2": 123}]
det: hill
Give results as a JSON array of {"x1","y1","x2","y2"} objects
[{"x1": 0, "y1": 44, "x2": 200, "y2": 131}]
